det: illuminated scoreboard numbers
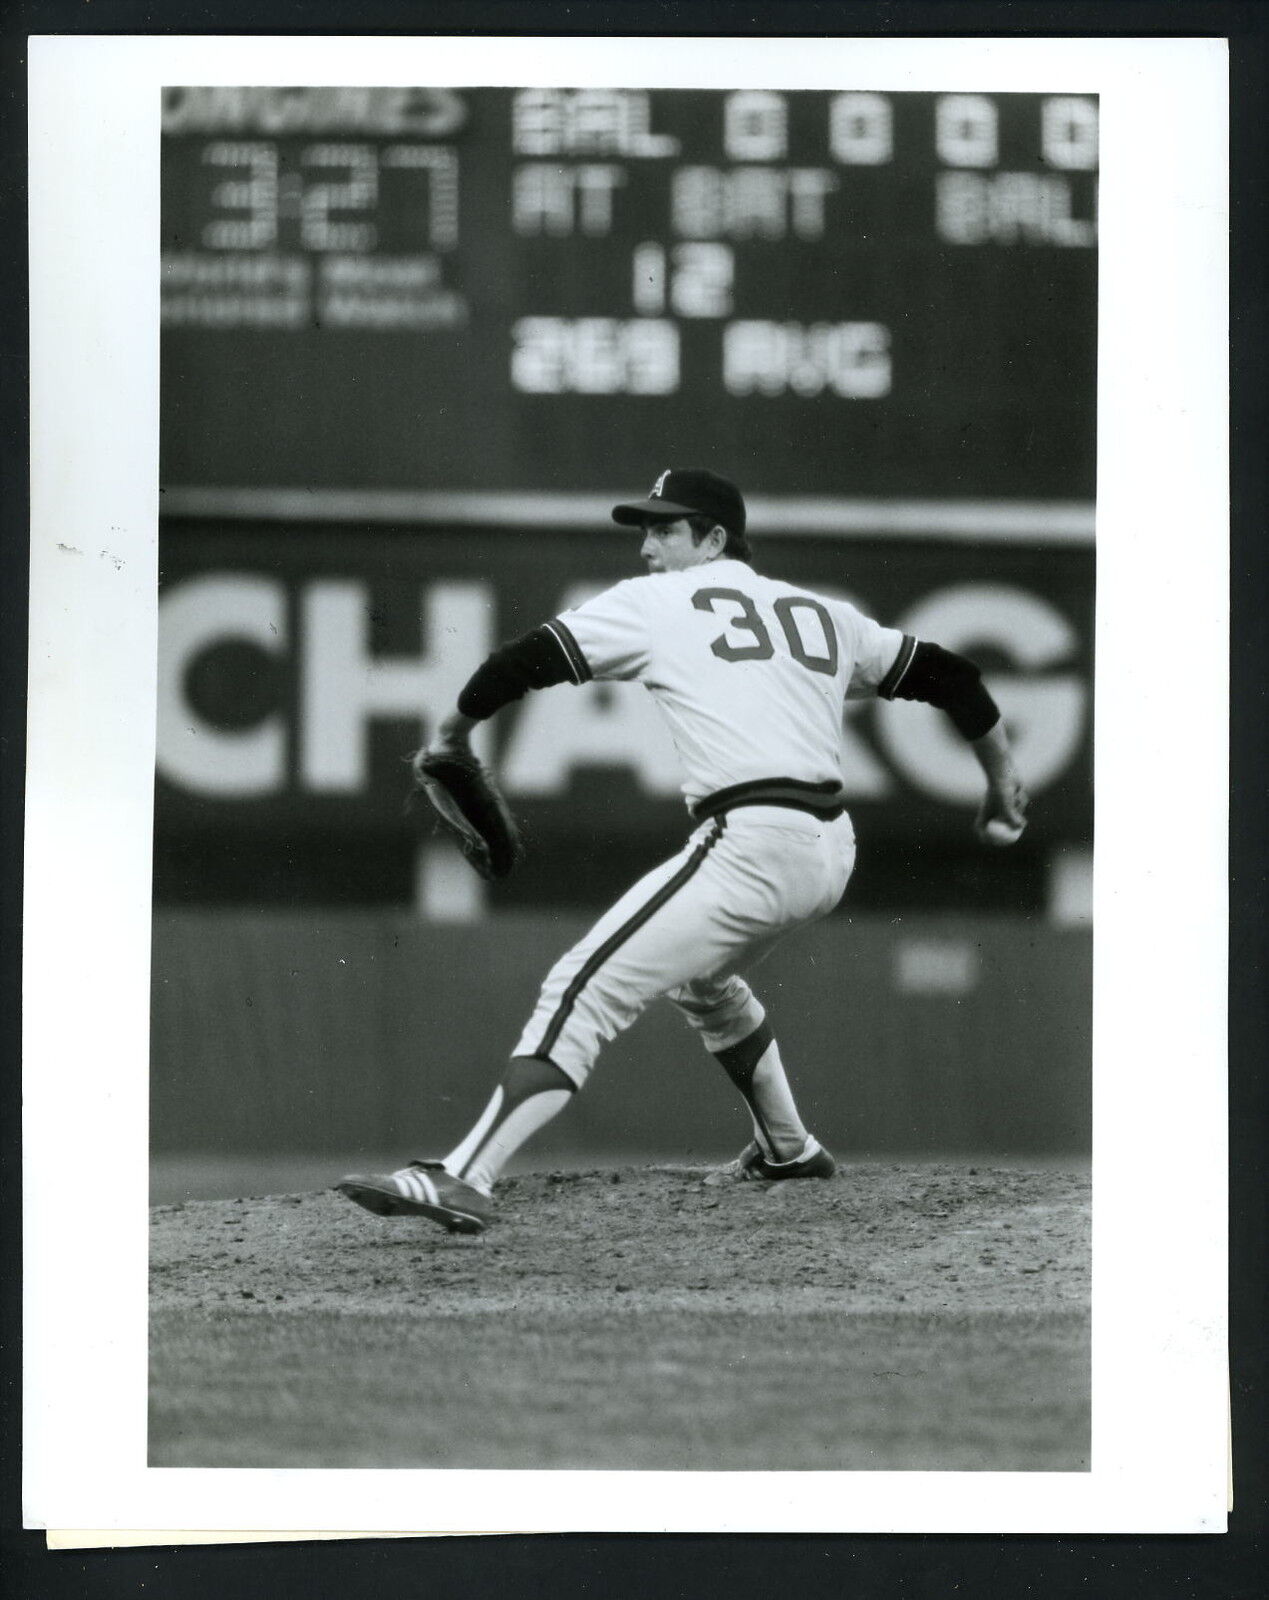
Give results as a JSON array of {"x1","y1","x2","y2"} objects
[
  {"x1": 299, "y1": 143, "x2": 378, "y2": 251},
  {"x1": 381, "y1": 145, "x2": 460, "y2": 248},
  {"x1": 719, "y1": 88, "x2": 895, "y2": 165},
  {"x1": 935, "y1": 95, "x2": 1002, "y2": 168},
  {"x1": 631, "y1": 242, "x2": 734, "y2": 317},
  {"x1": 511, "y1": 317, "x2": 679, "y2": 394},
  {"x1": 932, "y1": 93, "x2": 1099, "y2": 171},
  {"x1": 1039, "y1": 97, "x2": 1100, "y2": 169},
  {"x1": 202, "y1": 142, "x2": 279, "y2": 249},
  {"x1": 828, "y1": 93, "x2": 894, "y2": 164},
  {"x1": 722, "y1": 91, "x2": 789, "y2": 160},
  {"x1": 196, "y1": 139, "x2": 461, "y2": 254}
]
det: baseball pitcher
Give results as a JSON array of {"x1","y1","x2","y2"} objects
[{"x1": 339, "y1": 469, "x2": 1028, "y2": 1234}]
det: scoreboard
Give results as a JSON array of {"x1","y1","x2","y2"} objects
[{"x1": 160, "y1": 87, "x2": 1098, "y2": 502}]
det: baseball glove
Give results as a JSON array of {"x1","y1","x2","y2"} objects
[{"x1": 408, "y1": 746, "x2": 524, "y2": 881}]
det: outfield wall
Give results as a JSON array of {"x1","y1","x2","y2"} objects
[{"x1": 151, "y1": 912, "x2": 1090, "y2": 1161}]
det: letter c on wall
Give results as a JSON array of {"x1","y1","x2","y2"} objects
[{"x1": 156, "y1": 575, "x2": 287, "y2": 795}]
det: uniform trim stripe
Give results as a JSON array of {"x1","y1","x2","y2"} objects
[
  {"x1": 877, "y1": 633, "x2": 918, "y2": 700},
  {"x1": 395, "y1": 1167, "x2": 438, "y2": 1205},
  {"x1": 533, "y1": 819, "x2": 728, "y2": 1059},
  {"x1": 458, "y1": 1092, "x2": 573, "y2": 1185},
  {"x1": 442, "y1": 1087, "x2": 505, "y2": 1177},
  {"x1": 543, "y1": 618, "x2": 593, "y2": 685}
]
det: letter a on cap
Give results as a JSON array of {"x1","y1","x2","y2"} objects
[{"x1": 651, "y1": 470, "x2": 670, "y2": 497}]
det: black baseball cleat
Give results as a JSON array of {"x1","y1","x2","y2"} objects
[
  {"x1": 704, "y1": 1138, "x2": 837, "y2": 1186},
  {"x1": 335, "y1": 1160, "x2": 493, "y2": 1234}
]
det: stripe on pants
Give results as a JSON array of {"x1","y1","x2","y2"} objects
[{"x1": 531, "y1": 819, "x2": 727, "y2": 1060}]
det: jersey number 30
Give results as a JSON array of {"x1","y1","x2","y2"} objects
[{"x1": 691, "y1": 588, "x2": 839, "y2": 677}]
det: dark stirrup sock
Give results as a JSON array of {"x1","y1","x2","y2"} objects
[{"x1": 711, "y1": 1021, "x2": 811, "y2": 1163}]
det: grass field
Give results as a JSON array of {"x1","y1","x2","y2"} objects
[{"x1": 149, "y1": 1161, "x2": 1089, "y2": 1472}]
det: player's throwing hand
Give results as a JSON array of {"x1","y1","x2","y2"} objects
[{"x1": 970, "y1": 723, "x2": 1030, "y2": 846}]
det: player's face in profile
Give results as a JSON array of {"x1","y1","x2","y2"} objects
[{"x1": 639, "y1": 517, "x2": 714, "y2": 573}]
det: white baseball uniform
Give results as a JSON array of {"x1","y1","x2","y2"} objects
[{"x1": 511, "y1": 558, "x2": 906, "y2": 1086}]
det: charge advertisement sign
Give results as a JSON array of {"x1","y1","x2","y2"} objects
[{"x1": 157, "y1": 521, "x2": 1093, "y2": 848}]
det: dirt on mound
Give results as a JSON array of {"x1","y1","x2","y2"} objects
[
  {"x1": 151, "y1": 1161, "x2": 1089, "y2": 1322},
  {"x1": 150, "y1": 1162, "x2": 1089, "y2": 1472}
]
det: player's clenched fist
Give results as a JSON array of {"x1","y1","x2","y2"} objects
[
  {"x1": 968, "y1": 717, "x2": 1028, "y2": 846},
  {"x1": 973, "y1": 748, "x2": 1029, "y2": 847}
]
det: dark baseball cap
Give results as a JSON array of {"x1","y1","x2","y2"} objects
[{"x1": 611, "y1": 468, "x2": 746, "y2": 536}]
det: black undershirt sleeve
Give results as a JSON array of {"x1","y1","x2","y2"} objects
[
  {"x1": 456, "y1": 622, "x2": 589, "y2": 722},
  {"x1": 878, "y1": 636, "x2": 1000, "y2": 741}
]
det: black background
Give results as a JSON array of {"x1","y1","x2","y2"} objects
[{"x1": 2, "y1": 2, "x2": 1265, "y2": 1597}]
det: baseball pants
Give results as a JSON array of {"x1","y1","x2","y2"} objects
[{"x1": 512, "y1": 805, "x2": 857, "y2": 1087}]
